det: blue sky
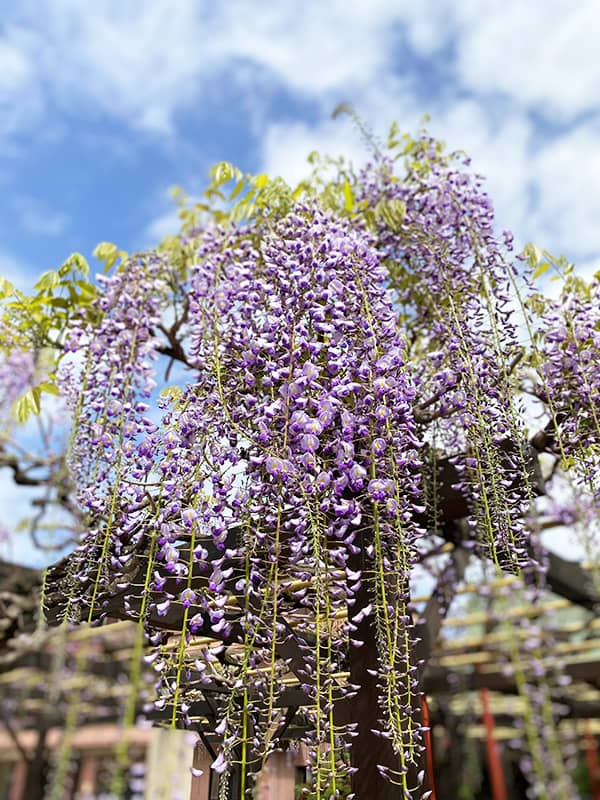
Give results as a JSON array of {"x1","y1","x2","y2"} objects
[
  {"x1": 2, "y1": 0, "x2": 600, "y2": 291},
  {"x1": 1, "y1": 0, "x2": 600, "y2": 563}
]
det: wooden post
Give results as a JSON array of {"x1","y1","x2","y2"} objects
[
  {"x1": 145, "y1": 729, "x2": 193, "y2": 800},
  {"x1": 8, "y1": 760, "x2": 27, "y2": 800},
  {"x1": 20, "y1": 726, "x2": 48, "y2": 800},
  {"x1": 583, "y1": 720, "x2": 600, "y2": 800},
  {"x1": 479, "y1": 686, "x2": 508, "y2": 800},
  {"x1": 75, "y1": 755, "x2": 98, "y2": 799},
  {"x1": 254, "y1": 751, "x2": 296, "y2": 800},
  {"x1": 349, "y1": 611, "x2": 428, "y2": 798},
  {"x1": 345, "y1": 540, "x2": 468, "y2": 799},
  {"x1": 189, "y1": 741, "x2": 211, "y2": 800}
]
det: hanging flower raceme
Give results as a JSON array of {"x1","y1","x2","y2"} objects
[
  {"x1": 57, "y1": 254, "x2": 166, "y2": 616},
  {"x1": 356, "y1": 146, "x2": 534, "y2": 574},
  {"x1": 0, "y1": 338, "x2": 38, "y2": 428},
  {"x1": 536, "y1": 278, "x2": 600, "y2": 481},
  {"x1": 532, "y1": 280, "x2": 600, "y2": 597},
  {"x1": 141, "y1": 203, "x2": 427, "y2": 791},
  {"x1": 62, "y1": 204, "x2": 426, "y2": 793}
]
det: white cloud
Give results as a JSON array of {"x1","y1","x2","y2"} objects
[
  {"x1": 450, "y1": 0, "x2": 600, "y2": 122},
  {"x1": 1, "y1": 0, "x2": 599, "y2": 148},
  {"x1": 0, "y1": 1, "x2": 468, "y2": 138},
  {"x1": 529, "y1": 123, "x2": 600, "y2": 258},
  {"x1": 1, "y1": 0, "x2": 599, "y2": 273},
  {"x1": 0, "y1": 250, "x2": 34, "y2": 291},
  {"x1": 216, "y1": 0, "x2": 408, "y2": 95},
  {"x1": 13, "y1": 196, "x2": 69, "y2": 237},
  {"x1": 260, "y1": 89, "x2": 600, "y2": 270},
  {"x1": 259, "y1": 75, "x2": 422, "y2": 183},
  {"x1": 0, "y1": 32, "x2": 43, "y2": 142},
  {"x1": 260, "y1": 95, "x2": 535, "y2": 242},
  {"x1": 261, "y1": 120, "x2": 366, "y2": 186},
  {"x1": 143, "y1": 207, "x2": 182, "y2": 246}
]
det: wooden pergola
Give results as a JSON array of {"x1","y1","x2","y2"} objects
[
  {"x1": 1, "y1": 444, "x2": 599, "y2": 799},
  {"x1": 0, "y1": 545, "x2": 599, "y2": 799}
]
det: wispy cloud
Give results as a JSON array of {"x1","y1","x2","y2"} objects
[
  {"x1": 0, "y1": 1, "x2": 482, "y2": 138},
  {"x1": 0, "y1": 3, "x2": 598, "y2": 266},
  {"x1": 0, "y1": 34, "x2": 43, "y2": 155},
  {"x1": 449, "y1": 1, "x2": 600, "y2": 121},
  {"x1": 13, "y1": 196, "x2": 69, "y2": 237},
  {"x1": 0, "y1": 249, "x2": 35, "y2": 291},
  {"x1": 143, "y1": 206, "x2": 182, "y2": 247}
]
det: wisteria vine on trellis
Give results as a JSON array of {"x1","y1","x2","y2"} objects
[{"x1": 0, "y1": 123, "x2": 599, "y2": 800}]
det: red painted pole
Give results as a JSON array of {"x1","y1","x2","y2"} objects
[
  {"x1": 479, "y1": 686, "x2": 508, "y2": 800},
  {"x1": 583, "y1": 719, "x2": 600, "y2": 800},
  {"x1": 420, "y1": 694, "x2": 437, "y2": 800}
]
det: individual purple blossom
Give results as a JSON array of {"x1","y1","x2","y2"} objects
[{"x1": 180, "y1": 588, "x2": 197, "y2": 608}]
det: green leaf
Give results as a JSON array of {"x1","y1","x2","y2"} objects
[
  {"x1": 210, "y1": 161, "x2": 242, "y2": 187},
  {"x1": 229, "y1": 179, "x2": 246, "y2": 200},
  {"x1": 0, "y1": 277, "x2": 15, "y2": 298},
  {"x1": 76, "y1": 281, "x2": 97, "y2": 297},
  {"x1": 38, "y1": 381, "x2": 60, "y2": 397},
  {"x1": 523, "y1": 243, "x2": 543, "y2": 270},
  {"x1": 14, "y1": 390, "x2": 37, "y2": 423},
  {"x1": 159, "y1": 385, "x2": 183, "y2": 405},
  {"x1": 34, "y1": 270, "x2": 60, "y2": 292},
  {"x1": 70, "y1": 253, "x2": 90, "y2": 277},
  {"x1": 332, "y1": 102, "x2": 353, "y2": 120},
  {"x1": 31, "y1": 386, "x2": 41, "y2": 414},
  {"x1": 253, "y1": 174, "x2": 269, "y2": 190},
  {"x1": 58, "y1": 253, "x2": 90, "y2": 278},
  {"x1": 532, "y1": 261, "x2": 551, "y2": 280},
  {"x1": 342, "y1": 180, "x2": 354, "y2": 212},
  {"x1": 93, "y1": 242, "x2": 125, "y2": 273},
  {"x1": 48, "y1": 297, "x2": 70, "y2": 309},
  {"x1": 169, "y1": 185, "x2": 186, "y2": 204},
  {"x1": 376, "y1": 199, "x2": 406, "y2": 231},
  {"x1": 14, "y1": 396, "x2": 30, "y2": 424}
]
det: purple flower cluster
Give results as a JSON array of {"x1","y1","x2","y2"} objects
[
  {"x1": 58, "y1": 255, "x2": 165, "y2": 609},
  {"x1": 357, "y1": 146, "x2": 532, "y2": 572},
  {"x1": 58, "y1": 204, "x2": 427, "y2": 789},
  {"x1": 0, "y1": 346, "x2": 37, "y2": 423},
  {"x1": 147, "y1": 204, "x2": 427, "y2": 783},
  {"x1": 51, "y1": 139, "x2": 600, "y2": 795},
  {"x1": 492, "y1": 580, "x2": 578, "y2": 800},
  {"x1": 537, "y1": 278, "x2": 600, "y2": 477}
]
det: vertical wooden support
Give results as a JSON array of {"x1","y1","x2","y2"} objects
[
  {"x1": 189, "y1": 741, "x2": 211, "y2": 800},
  {"x1": 479, "y1": 686, "x2": 507, "y2": 800},
  {"x1": 348, "y1": 526, "x2": 421, "y2": 800},
  {"x1": 75, "y1": 755, "x2": 98, "y2": 799},
  {"x1": 583, "y1": 720, "x2": 600, "y2": 800},
  {"x1": 145, "y1": 729, "x2": 193, "y2": 799},
  {"x1": 349, "y1": 607, "x2": 421, "y2": 799},
  {"x1": 208, "y1": 762, "x2": 243, "y2": 800},
  {"x1": 420, "y1": 695, "x2": 437, "y2": 800},
  {"x1": 8, "y1": 760, "x2": 27, "y2": 800},
  {"x1": 20, "y1": 726, "x2": 48, "y2": 800},
  {"x1": 228, "y1": 763, "x2": 242, "y2": 800},
  {"x1": 254, "y1": 751, "x2": 296, "y2": 800},
  {"x1": 346, "y1": 538, "x2": 466, "y2": 799}
]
